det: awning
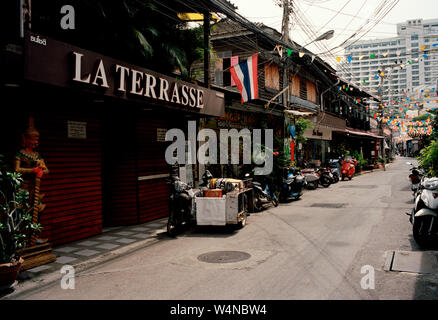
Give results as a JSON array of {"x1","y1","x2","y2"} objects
[
  {"x1": 337, "y1": 127, "x2": 385, "y2": 139},
  {"x1": 284, "y1": 110, "x2": 315, "y2": 117}
]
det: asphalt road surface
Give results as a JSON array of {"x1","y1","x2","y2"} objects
[{"x1": 9, "y1": 157, "x2": 438, "y2": 300}]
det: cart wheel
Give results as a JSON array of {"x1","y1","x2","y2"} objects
[{"x1": 237, "y1": 212, "x2": 247, "y2": 229}]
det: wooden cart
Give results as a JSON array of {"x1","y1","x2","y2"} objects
[{"x1": 194, "y1": 187, "x2": 251, "y2": 228}]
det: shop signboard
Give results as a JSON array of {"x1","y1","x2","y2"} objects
[
  {"x1": 303, "y1": 127, "x2": 332, "y2": 141},
  {"x1": 24, "y1": 32, "x2": 225, "y2": 117}
]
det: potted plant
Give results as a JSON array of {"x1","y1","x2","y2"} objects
[
  {"x1": 377, "y1": 158, "x2": 386, "y2": 169},
  {"x1": 0, "y1": 154, "x2": 41, "y2": 289}
]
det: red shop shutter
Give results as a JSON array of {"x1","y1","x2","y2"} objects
[
  {"x1": 136, "y1": 118, "x2": 170, "y2": 223},
  {"x1": 36, "y1": 114, "x2": 103, "y2": 246}
]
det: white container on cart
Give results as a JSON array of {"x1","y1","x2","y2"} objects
[{"x1": 195, "y1": 190, "x2": 248, "y2": 227}]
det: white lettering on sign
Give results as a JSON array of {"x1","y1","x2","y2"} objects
[
  {"x1": 30, "y1": 35, "x2": 47, "y2": 46},
  {"x1": 72, "y1": 51, "x2": 205, "y2": 109},
  {"x1": 68, "y1": 121, "x2": 87, "y2": 139}
]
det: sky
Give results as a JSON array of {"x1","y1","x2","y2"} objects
[{"x1": 230, "y1": 0, "x2": 438, "y2": 64}]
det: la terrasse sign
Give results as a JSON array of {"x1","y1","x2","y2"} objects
[
  {"x1": 72, "y1": 52, "x2": 205, "y2": 109},
  {"x1": 24, "y1": 32, "x2": 224, "y2": 117}
]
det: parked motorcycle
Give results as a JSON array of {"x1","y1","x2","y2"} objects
[
  {"x1": 408, "y1": 177, "x2": 438, "y2": 248},
  {"x1": 166, "y1": 170, "x2": 208, "y2": 236},
  {"x1": 407, "y1": 162, "x2": 424, "y2": 197},
  {"x1": 316, "y1": 166, "x2": 334, "y2": 187},
  {"x1": 341, "y1": 156, "x2": 357, "y2": 181},
  {"x1": 280, "y1": 167, "x2": 306, "y2": 201},
  {"x1": 302, "y1": 166, "x2": 320, "y2": 190},
  {"x1": 328, "y1": 158, "x2": 341, "y2": 183},
  {"x1": 245, "y1": 172, "x2": 278, "y2": 212}
]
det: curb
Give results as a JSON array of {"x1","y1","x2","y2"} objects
[{"x1": 2, "y1": 230, "x2": 165, "y2": 299}]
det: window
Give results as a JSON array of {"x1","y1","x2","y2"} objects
[
  {"x1": 213, "y1": 51, "x2": 237, "y2": 87},
  {"x1": 413, "y1": 81, "x2": 420, "y2": 86},
  {"x1": 411, "y1": 34, "x2": 419, "y2": 40},
  {"x1": 265, "y1": 63, "x2": 280, "y2": 91},
  {"x1": 289, "y1": 74, "x2": 300, "y2": 97},
  {"x1": 299, "y1": 77, "x2": 307, "y2": 101},
  {"x1": 307, "y1": 81, "x2": 317, "y2": 103},
  {"x1": 412, "y1": 70, "x2": 419, "y2": 75}
]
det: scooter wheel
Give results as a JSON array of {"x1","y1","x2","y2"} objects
[
  {"x1": 167, "y1": 221, "x2": 177, "y2": 237},
  {"x1": 413, "y1": 216, "x2": 434, "y2": 248}
]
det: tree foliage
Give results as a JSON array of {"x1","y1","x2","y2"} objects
[{"x1": 418, "y1": 139, "x2": 438, "y2": 177}]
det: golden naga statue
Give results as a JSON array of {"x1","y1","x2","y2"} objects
[{"x1": 14, "y1": 126, "x2": 49, "y2": 246}]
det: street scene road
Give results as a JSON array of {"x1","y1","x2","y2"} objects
[{"x1": 7, "y1": 157, "x2": 437, "y2": 300}]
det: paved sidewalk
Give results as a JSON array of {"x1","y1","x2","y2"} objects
[{"x1": 17, "y1": 217, "x2": 168, "y2": 281}]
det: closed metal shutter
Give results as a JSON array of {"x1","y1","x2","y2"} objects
[
  {"x1": 136, "y1": 118, "x2": 170, "y2": 223},
  {"x1": 37, "y1": 113, "x2": 103, "y2": 246}
]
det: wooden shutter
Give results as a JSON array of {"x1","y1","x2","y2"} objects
[
  {"x1": 290, "y1": 74, "x2": 300, "y2": 97},
  {"x1": 307, "y1": 80, "x2": 317, "y2": 103},
  {"x1": 265, "y1": 63, "x2": 280, "y2": 90}
]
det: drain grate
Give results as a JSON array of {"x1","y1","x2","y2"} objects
[
  {"x1": 197, "y1": 251, "x2": 251, "y2": 264},
  {"x1": 310, "y1": 203, "x2": 346, "y2": 208},
  {"x1": 339, "y1": 185, "x2": 376, "y2": 189}
]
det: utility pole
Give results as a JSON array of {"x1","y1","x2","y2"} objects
[
  {"x1": 204, "y1": 11, "x2": 211, "y2": 88},
  {"x1": 281, "y1": 0, "x2": 291, "y2": 109}
]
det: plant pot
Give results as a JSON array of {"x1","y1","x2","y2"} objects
[{"x1": 0, "y1": 257, "x2": 24, "y2": 288}]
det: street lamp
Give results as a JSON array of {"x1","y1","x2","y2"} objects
[{"x1": 303, "y1": 30, "x2": 335, "y2": 48}]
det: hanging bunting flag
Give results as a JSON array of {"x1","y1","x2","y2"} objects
[
  {"x1": 336, "y1": 57, "x2": 342, "y2": 63},
  {"x1": 370, "y1": 54, "x2": 376, "y2": 59},
  {"x1": 275, "y1": 45, "x2": 283, "y2": 58},
  {"x1": 347, "y1": 56, "x2": 353, "y2": 63},
  {"x1": 423, "y1": 54, "x2": 428, "y2": 59},
  {"x1": 421, "y1": 45, "x2": 426, "y2": 51},
  {"x1": 299, "y1": 52, "x2": 305, "y2": 58},
  {"x1": 433, "y1": 43, "x2": 438, "y2": 47},
  {"x1": 359, "y1": 55, "x2": 365, "y2": 60},
  {"x1": 396, "y1": 50, "x2": 402, "y2": 56},
  {"x1": 287, "y1": 48, "x2": 293, "y2": 57},
  {"x1": 311, "y1": 55, "x2": 315, "y2": 63},
  {"x1": 383, "y1": 51, "x2": 389, "y2": 57},
  {"x1": 229, "y1": 53, "x2": 259, "y2": 104}
]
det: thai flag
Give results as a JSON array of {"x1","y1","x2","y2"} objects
[{"x1": 229, "y1": 53, "x2": 259, "y2": 104}]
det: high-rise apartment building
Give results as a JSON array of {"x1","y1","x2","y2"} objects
[{"x1": 338, "y1": 19, "x2": 438, "y2": 114}]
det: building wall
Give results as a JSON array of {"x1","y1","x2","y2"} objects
[{"x1": 339, "y1": 18, "x2": 438, "y2": 111}]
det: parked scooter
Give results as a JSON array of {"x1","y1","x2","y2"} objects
[
  {"x1": 302, "y1": 165, "x2": 320, "y2": 190},
  {"x1": 245, "y1": 171, "x2": 278, "y2": 212},
  {"x1": 328, "y1": 158, "x2": 341, "y2": 183},
  {"x1": 341, "y1": 156, "x2": 357, "y2": 181},
  {"x1": 408, "y1": 177, "x2": 438, "y2": 248},
  {"x1": 407, "y1": 162, "x2": 424, "y2": 197},
  {"x1": 166, "y1": 170, "x2": 208, "y2": 236},
  {"x1": 280, "y1": 167, "x2": 306, "y2": 201},
  {"x1": 316, "y1": 166, "x2": 334, "y2": 187}
]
